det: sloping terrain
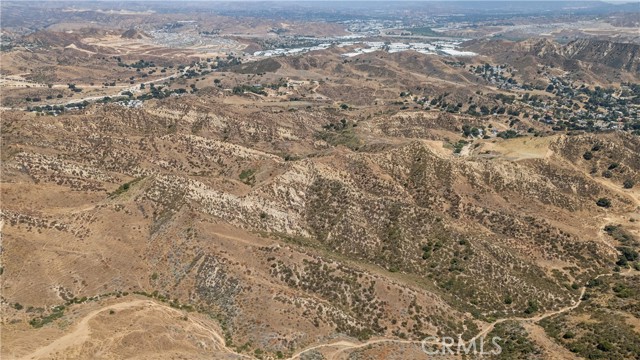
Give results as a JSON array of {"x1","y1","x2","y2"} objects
[
  {"x1": 464, "y1": 38, "x2": 640, "y2": 85},
  {"x1": 561, "y1": 39, "x2": 640, "y2": 73},
  {"x1": 2, "y1": 2, "x2": 640, "y2": 358},
  {"x1": 2, "y1": 91, "x2": 638, "y2": 358}
]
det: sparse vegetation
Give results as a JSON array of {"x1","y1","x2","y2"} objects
[
  {"x1": 233, "y1": 85, "x2": 267, "y2": 96},
  {"x1": 487, "y1": 321, "x2": 542, "y2": 359},
  {"x1": 524, "y1": 299, "x2": 539, "y2": 314},
  {"x1": 541, "y1": 274, "x2": 640, "y2": 360},
  {"x1": 29, "y1": 305, "x2": 65, "y2": 328},
  {"x1": 317, "y1": 119, "x2": 361, "y2": 150},
  {"x1": 3, "y1": 4, "x2": 640, "y2": 358},
  {"x1": 239, "y1": 169, "x2": 256, "y2": 185},
  {"x1": 110, "y1": 177, "x2": 144, "y2": 198}
]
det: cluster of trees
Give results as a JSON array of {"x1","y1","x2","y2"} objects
[
  {"x1": 616, "y1": 246, "x2": 639, "y2": 267},
  {"x1": 461, "y1": 124, "x2": 481, "y2": 137},
  {"x1": 322, "y1": 118, "x2": 354, "y2": 131},
  {"x1": 232, "y1": 85, "x2": 267, "y2": 96},
  {"x1": 136, "y1": 85, "x2": 187, "y2": 101},
  {"x1": 117, "y1": 59, "x2": 156, "y2": 69},
  {"x1": 182, "y1": 68, "x2": 210, "y2": 79},
  {"x1": 497, "y1": 130, "x2": 519, "y2": 139},
  {"x1": 27, "y1": 100, "x2": 90, "y2": 115},
  {"x1": 212, "y1": 54, "x2": 241, "y2": 69},
  {"x1": 67, "y1": 84, "x2": 82, "y2": 93}
]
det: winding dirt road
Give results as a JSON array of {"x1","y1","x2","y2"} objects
[
  {"x1": 20, "y1": 299, "x2": 251, "y2": 360},
  {"x1": 288, "y1": 271, "x2": 626, "y2": 360},
  {"x1": 3, "y1": 69, "x2": 185, "y2": 112},
  {"x1": 21, "y1": 270, "x2": 630, "y2": 360}
]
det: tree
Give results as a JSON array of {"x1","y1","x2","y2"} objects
[
  {"x1": 618, "y1": 246, "x2": 639, "y2": 262},
  {"x1": 524, "y1": 299, "x2": 538, "y2": 314},
  {"x1": 623, "y1": 179, "x2": 635, "y2": 189},
  {"x1": 596, "y1": 198, "x2": 611, "y2": 208},
  {"x1": 462, "y1": 124, "x2": 472, "y2": 137},
  {"x1": 583, "y1": 151, "x2": 593, "y2": 160}
]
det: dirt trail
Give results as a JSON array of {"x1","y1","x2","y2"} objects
[
  {"x1": 20, "y1": 269, "x2": 630, "y2": 360},
  {"x1": 288, "y1": 270, "x2": 631, "y2": 360},
  {"x1": 523, "y1": 323, "x2": 580, "y2": 360},
  {"x1": 18, "y1": 221, "x2": 633, "y2": 360},
  {"x1": 21, "y1": 300, "x2": 151, "y2": 360},
  {"x1": 286, "y1": 339, "x2": 423, "y2": 360},
  {"x1": 467, "y1": 271, "x2": 620, "y2": 345},
  {"x1": 20, "y1": 299, "x2": 251, "y2": 360},
  {"x1": 3, "y1": 70, "x2": 184, "y2": 111}
]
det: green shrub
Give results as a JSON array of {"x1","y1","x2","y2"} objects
[
  {"x1": 623, "y1": 179, "x2": 635, "y2": 189},
  {"x1": 29, "y1": 306, "x2": 65, "y2": 328},
  {"x1": 110, "y1": 177, "x2": 144, "y2": 197},
  {"x1": 524, "y1": 300, "x2": 538, "y2": 314},
  {"x1": 239, "y1": 169, "x2": 256, "y2": 185}
]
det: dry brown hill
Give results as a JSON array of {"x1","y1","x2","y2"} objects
[
  {"x1": 120, "y1": 28, "x2": 151, "y2": 40},
  {"x1": 2, "y1": 88, "x2": 638, "y2": 358},
  {"x1": 562, "y1": 38, "x2": 640, "y2": 73},
  {"x1": 463, "y1": 38, "x2": 640, "y2": 84}
]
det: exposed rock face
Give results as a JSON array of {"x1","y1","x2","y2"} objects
[
  {"x1": 468, "y1": 38, "x2": 640, "y2": 74},
  {"x1": 560, "y1": 38, "x2": 640, "y2": 73}
]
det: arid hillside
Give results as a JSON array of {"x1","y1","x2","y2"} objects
[
  {"x1": 464, "y1": 38, "x2": 640, "y2": 85},
  {"x1": 2, "y1": 2, "x2": 640, "y2": 358},
  {"x1": 2, "y1": 88, "x2": 638, "y2": 358}
]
